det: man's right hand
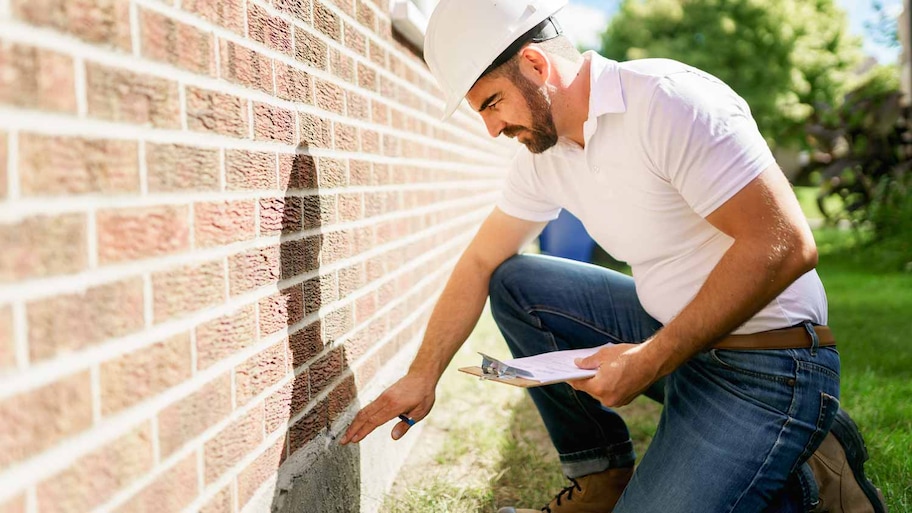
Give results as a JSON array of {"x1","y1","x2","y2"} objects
[{"x1": 338, "y1": 373, "x2": 436, "y2": 445}]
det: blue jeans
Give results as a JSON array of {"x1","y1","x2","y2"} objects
[{"x1": 489, "y1": 254, "x2": 841, "y2": 512}]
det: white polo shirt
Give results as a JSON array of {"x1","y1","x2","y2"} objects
[{"x1": 497, "y1": 52, "x2": 827, "y2": 334}]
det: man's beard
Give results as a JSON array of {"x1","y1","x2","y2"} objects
[{"x1": 503, "y1": 78, "x2": 558, "y2": 154}]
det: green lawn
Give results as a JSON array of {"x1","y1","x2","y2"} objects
[{"x1": 384, "y1": 226, "x2": 911, "y2": 512}]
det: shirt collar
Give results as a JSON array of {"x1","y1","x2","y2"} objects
[{"x1": 582, "y1": 51, "x2": 626, "y2": 143}]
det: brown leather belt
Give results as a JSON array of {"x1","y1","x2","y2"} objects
[{"x1": 715, "y1": 325, "x2": 835, "y2": 351}]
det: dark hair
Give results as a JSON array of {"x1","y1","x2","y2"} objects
[{"x1": 482, "y1": 35, "x2": 582, "y2": 85}]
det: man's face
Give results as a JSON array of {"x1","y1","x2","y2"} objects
[{"x1": 466, "y1": 69, "x2": 558, "y2": 154}]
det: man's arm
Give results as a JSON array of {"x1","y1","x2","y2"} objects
[
  {"x1": 572, "y1": 163, "x2": 817, "y2": 406},
  {"x1": 339, "y1": 207, "x2": 545, "y2": 444}
]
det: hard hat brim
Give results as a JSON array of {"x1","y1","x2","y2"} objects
[{"x1": 441, "y1": 95, "x2": 463, "y2": 121}]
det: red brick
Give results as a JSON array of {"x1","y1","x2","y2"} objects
[
  {"x1": 368, "y1": 39, "x2": 386, "y2": 68},
  {"x1": 238, "y1": 436, "x2": 285, "y2": 506},
  {"x1": 0, "y1": 42, "x2": 76, "y2": 113},
  {"x1": 228, "y1": 245, "x2": 280, "y2": 296},
  {"x1": 265, "y1": 379, "x2": 293, "y2": 434},
  {"x1": 274, "y1": 0, "x2": 312, "y2": 24},
  {"x1": 204, "y1": 406, "x2": 264, "y2": 484},
  {"x1": 313, "y1": 1, "x2": 341, "y2": 41},
  {"x1": 100, "y1": 333, "x2": 191, "y2": 416},
  {"x1": 287, "y1": 400, "x2": 325, "y2": 454},
  {"x1": 37, "y1": 423, "x2": 153, "y2": 513},
  {"x1": 226, "y1": 150, "x2": 277, "y2": 191},
  {"x1": 183, "y1": 0, "x2": 244, "y2": 33},
  {"x1": 258, "y1": 287, "x2": 304, "y2": 337},
  {"x1": 0, "y1": 493, "x2": 25, "y2": 513},
  {"x1": 317, "y1": 157, "x2": 347, "y2": 188},
  {"x1": 86, "y1": 63, "x2": 179, "y2": 128},
  {"x1": 140, "y1": 8, "x2": 214, "y2": 75},
  {"x1": 330, "y1": 48, "x2": 354, "y2": 83},
  {"x1": 298, "y1": 113, "x2": 332, "y2": 149},
  {"x1": 195, "y1": 305, "x2": 256, "y2": 370},
  {"x1": 304, "y1": 273, "x2": 337, "y2": 311},
  {"x1": 348, "y1": 160, "x2": 370, "y2": 186},
  {"x1": 236, "y1": 342, "x2": 288, "y2": 407},
  {"x1": 355, "y1": 0, "x2": 376, "y2": 30},
  {"x1": 337, "y1": 193, "x2": 362, "y2": 223},
  {"x1": 361, "y1": 129, "x2": 380, "y2": 154},
  {"x1": 293, "y1": 28, "x2": 327, "y2": 70},
  {"x1": 186, "y1": 86, "x2": 248, "y2": 138},
  {"x1": 333, "y1": 122, "x2": 358, "y2": 152},
  {"x1": 0, "y1": 371, "x2": 92, "y2": 471},
  {"x1": 219, "y1": 40, "x2": 273, "y2": 94},
  {"x1": 275, "y1": 62, "x2": 312, "y2": 104},
  {"x1": 0, "y1": 132, "x2": 6, "y2": 199},
  {"x1": 200, "y1": 483, "x2": 235, "y2": 513},
  {"x1": 327, "y1": 0, "x2": 354, "y2": 17},
  {"x1": 309, "y1": 346, "x2": 344, "y2": 398},
  {"x1": 12, "y1": 0, "x2": 131, "y2": 52},
  {"x1": 259, "y1": 196, "x2": 302, "y2": 236},
  {"x1": 346, "y1": 91, "x2": 369, "y2": 121},
  {"x1": 253, "y1": 103, "x2": 294, "y2": 144},
  {"x1": 305, "y1": 194, "x2": 330, "y2": 228},
  {"x1": 158, "y1": 373, "x2": 232, "y2": 457},
  {"x1": 152, "y1": 260, "x2": 225, "y2": 323},
  {"x1": 0, "y1": 306, "x2": 13, "y2": 371},
  {"x1": 344, "y1": 22, "x2": 367, "y2": 56},
  {"x1": 279, "y1": 152, "x2": 317, "y2": 189},
  {"x1": 18, "y1": 134, "x2": 138, "y2": 195},
  {"x1": 193, "y1": 200, "x2": 256, "y2": 248},
  {"x1": 356, "y1": 62, "x2": 376, "y2": 91},
  {"x1": 327, "y1": 375, "x2": 356, "y2": 421},
  {"x1": 27, "y1": 278, "x2": 144, "y2": 361},
  {"x1": 372, "y1": 100, "x2": 389, "y2": 125},
  {"x1": 114, "y1": 454, "x2": 198, "y2": 513},
  {"x1": 97, "y1": 205, "x2": 190, "y2": 264},
  {"x1": 288, "y1": 322, "x2": 322, "y2": 366},
  {"x1": 146, "y1": 143, "x2": 220, "y2": 192},
  {"x1": 323, "y1": 304, "x2": 353, "y2": 343},
  {"x1": 314, "y1": 78, "x2": 345, "y2": 115},
  {"x1": 0, "y1": 213, "x2": 86, "y2": 282},
  {"x1": 248, "y1": 3, "x2": 291, "y2": 55}
]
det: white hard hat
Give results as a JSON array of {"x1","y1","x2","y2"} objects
[{"x1": 424, "y1": 0, "x2": 568, "y2": 120}]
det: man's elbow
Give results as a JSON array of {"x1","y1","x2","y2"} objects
[{"x1": 784, "y1": 232, "x2": 819, "y2": 277}]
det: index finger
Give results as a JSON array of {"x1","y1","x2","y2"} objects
[{"x1": 339, "y1": 398, "x2": 394, "y2": 445}]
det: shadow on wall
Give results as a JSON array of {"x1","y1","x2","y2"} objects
[{"x1": 269, "y1": 146, "x2": 362, "y2": 512}]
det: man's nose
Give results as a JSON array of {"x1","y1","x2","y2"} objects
[{"x1": 482, "y1": 114, "x2": 506, "y2": 138}]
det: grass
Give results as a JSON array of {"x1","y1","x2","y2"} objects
[{"x1": 383, "y1": 225, "x2": 910, "y2": 513}]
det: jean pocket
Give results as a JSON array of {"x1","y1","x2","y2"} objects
[
  {"x1": 794, "y1": 392, "x2": 840, "y2": 471},
  {"x1": 708, "y1": 349, "x2": 796, "y2": 385}
]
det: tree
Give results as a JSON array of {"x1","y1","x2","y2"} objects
[{"x1": 601, "y1": 0, "x2": 865, "y2": 149}]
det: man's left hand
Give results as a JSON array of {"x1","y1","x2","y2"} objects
[{"x1": 569, "y1": 342, "x2": 661, "y2": 408}]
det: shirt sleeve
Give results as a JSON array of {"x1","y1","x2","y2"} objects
[
  {"x1": 643, "y1": 70, "x2": 776, "y2": 217},
  {"x1": 496, "y1": 150, "x2": 562, "y2": 222}
]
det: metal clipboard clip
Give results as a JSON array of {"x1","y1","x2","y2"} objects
[{"x1": 479, "y1": 352, "x2": 535, "y2": 380}]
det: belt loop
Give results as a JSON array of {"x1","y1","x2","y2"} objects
[{"x1": 803, "y1": 321, "x2": 819, "y2": 356}]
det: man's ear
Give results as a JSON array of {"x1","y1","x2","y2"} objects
[{"x1": 517, "y1": 45, "x2": 550, "y2": 86}]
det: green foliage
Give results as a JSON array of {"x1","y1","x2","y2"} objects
[
  {"x1": 601, "y1": 0, "x2": 863, "y2": 149},
  {"x1": 799, "y1": 65, "x2": 912, "y2": 268}
]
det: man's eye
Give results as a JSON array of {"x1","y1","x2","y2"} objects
[{"x1": 488, "y1": 101, "x2": 500, "y2": 111}]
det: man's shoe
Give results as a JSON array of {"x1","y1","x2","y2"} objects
[
  {"x1": 808, "y1": 408, "x2": 888, "y2": 513},
  {"x1": 497, "y1": 467, "x2": 634, "y2": 513}
]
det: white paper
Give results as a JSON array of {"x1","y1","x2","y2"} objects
[{"x1": 501, "y1": 345, "x2": 612, "y2": 382}]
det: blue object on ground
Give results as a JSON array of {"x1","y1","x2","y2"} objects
[{"x1": 539, "y1": 210, "x2": 596, "y2": 263}]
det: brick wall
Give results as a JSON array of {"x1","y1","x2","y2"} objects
[{"x1": 0, "y1": 0, "x2": 512, "y2": 510}]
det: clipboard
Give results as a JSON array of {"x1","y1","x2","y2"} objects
[
  {"x1": 458, "y1": 365, "x2": 568, "y2": 387},
  {"x1": 457, "y1": 351, "x2": 596, "y2": 388}
]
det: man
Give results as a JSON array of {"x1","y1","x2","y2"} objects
[{"x1": 340, "y1": 0, "x2": 887, "y2": 511}]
